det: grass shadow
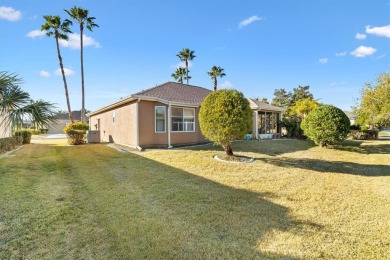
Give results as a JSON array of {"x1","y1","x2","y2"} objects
[
  {"x1": 334, "y1": 140, "x2": 390, "y2": 155},
  {"x1": 256, "y1": 156, "x2": 390, "y2": 177}
]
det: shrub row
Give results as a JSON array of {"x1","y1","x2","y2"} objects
[
  {"x1": 349, "y1": 130, "x2": 378, "y2": 140},
  {"x1": 0, "y1": 136, "x2": 23, "y2": 155}
]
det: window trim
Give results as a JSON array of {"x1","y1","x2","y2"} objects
[
  {"x1": 155, "y1": 106, "x2": 166, "y2": 133},
  {"x1": 171, "y1": 107, "x2": 196, "y2": 133}
]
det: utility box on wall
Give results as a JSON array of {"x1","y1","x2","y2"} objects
[{"x1": 87, "y1": 130, "x2": 100, "y2": 143}]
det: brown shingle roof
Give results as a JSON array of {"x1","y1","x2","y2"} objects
[
  {"x1": 133, "y1": 82, "x2": 212, "y2": 104},
  {"x1": 55, "y1": 110, "x2": 81, "y2": 120}
]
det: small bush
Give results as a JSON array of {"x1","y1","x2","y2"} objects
[
  {"x1": 0, "y1": 137, "x2": 21, "y2": 154},
  {"x1": 301, "y1": 105, "x2": 350, "y2": 147},
  {"x1": 40, "y1": 128, "x2": 48, "y2": 134},
  {"x1": 14, "y1": 130, "x2": 32, "y2": 144},
  {"x1": 360, "y1": 125, "x2": 369, "y2": 131},
  {"x1": 64, "y1": 122, "x2": 89, "y2": 145}
]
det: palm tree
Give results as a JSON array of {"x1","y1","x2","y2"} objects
[
  {"x1": 64, "y1": 7, "x2": 99, "y2": 123},
  {"x1": 207, "y1": 66, "x2": 226, "y2": 91},
  {"x1": 176, "y1": 48, "x2": 195, "y2": 85},
  {"x1": 171, "y1": 67, "x2": 191, "y2": 83},
  {"x1": 41, "y1": 15, "x2": 74, "y2": 122},
  {"x1": 0, "y1": 72, "x2": 56, "y2": 133}
]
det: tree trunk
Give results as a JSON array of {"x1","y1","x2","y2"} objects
[
  {"x1": 223, "y1": 144, "x2": 234, "y2": 156},
  {"x1": 186, "y1": 60, "x2": 189, "y2": 85},
  {"x1": 214, "y1": 78, "x2": 217, "y2": 91},
  {"x1": 80, "y1": 24, "x2": 85, "y2": 122},
  {"x1": 55, "y1": 32, "x2": 74, "y2": 123}
]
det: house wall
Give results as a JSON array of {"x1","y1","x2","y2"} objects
[
  {"x1": 138, "y1": 101, "x2": 208, "y2": 147},
  {"x1": 0, "y1": 114, "x2": 11, "y2": 138},
  {"x1": 89, "y1": 101, "x2": 137, "y2": 146}
]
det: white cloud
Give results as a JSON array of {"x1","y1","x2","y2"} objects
[
  {"x1": 0, "y1": 6, "x2": 22, "y2": 21},
  {"x1": 335, "y1": 51, "x2": 347, "y2": 57},
  {"x1": 355, "y1": 33, "x2": 367, "y2": 40},
  {"x1": 219, "y1": 81, "x2": 233, "y2": 89},
  {"x1": 173, "y1": 61, "x2": 193, "y2": 69},
  {"x1": 238, "y1": 15, "x2": 263, "y2": 29},
  {"x1": 365, "y1": 25, "x2": 390, "y2": 38},
  {"x1": 59, "y1": 33, "x2": 101, "y2": 49},
  {"x1": 26, "y1": 29, "x2": 46, "y2": 38},
  {"x1": 319, "y1": 58, "x2": 328, "y2": 64},
  {"x1": 350, "y1": 46, "x2": 377, "y2": 58},
  {"x1": 55, "y1": 68, "x2": 74, "y2": 76},
  {"x1": 39, "y1": 70, "x2": 50, "y2": 77}
]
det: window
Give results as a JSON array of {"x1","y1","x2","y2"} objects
[
  {"x1": 112, "y1": 111, "x2": 116, "y2": 123},
  {"x1": 172, "y1": 107, "x2": 195, "y2": 132},
  {"x1": 155, "y1": 106, "x2": 166, "y2": 132}
]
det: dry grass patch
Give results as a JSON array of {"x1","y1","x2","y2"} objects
[{"x1": 0, "y1": 139, "x2": 389, "y2": 259}]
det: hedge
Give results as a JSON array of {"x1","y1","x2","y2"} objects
[{"x1": 0, "y1": 137, "x2": 22, "y2": 155}]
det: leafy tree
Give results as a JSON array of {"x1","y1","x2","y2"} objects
[
  {"x1": 0, "y1": 72, "x2": 56, "y2": 132},
  {"x1": 291, "y1": 85, "x2": 314, "y2": 104},
  {"x1": 176, "y1": 48, "x2": 195, "y2": 85},
  {"x1": 354, "y1": 72, "x2": 390, "y2": 127},
  {"x1": 207, "y1": 66, "x2": 226, "y2": 91},
  {"x1": 271, "y1": 88, "x2": 292, "y2": 108},
  {"x1": 64, "y1": 6, "x2": 99, "y2": 123},
  {"x1": 290, "y1": 98, "x2": 319, "y2": 119},
  {"x1": 171, "y1": 68, "x2": 187, "y2": 83},
  {"x1": 41, "y1": 15, "x2": 74, "y2": 122},
  {"x1": 301, "y1": 105, "x2": 350, "y2": 147},
  {"x1": 199, "y1": 89, "x2": 252, "y2": 156}
]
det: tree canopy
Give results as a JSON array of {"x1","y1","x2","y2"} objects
[
  {"x1": 354, "y1": 72, "x2": 390, "y2": 127},
  {"x1": 199, "y1": 89, "x2": 252, "y2": 156}
]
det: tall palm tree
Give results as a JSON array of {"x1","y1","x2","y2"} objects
[
  {"x1": 171, "y1": 67, "x2": 191, "y2": 83},
  {"x1": 41, "y1": 15, "x2": 74, "y2": 122},
  {"x1": 207, "y1": 66, "x2": 226, "y2": 91},
  {"x1": 0, "y1": 72, "x2": 56, "y2": 133},
  {"x1": 64, "y1": 7, "x2": 99, "y2": 123},
  {"x1": 176, "y1": 48, "x2": 195, "y2": 85}
]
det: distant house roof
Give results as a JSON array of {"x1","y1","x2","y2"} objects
[
  {"x1": 87, "y1": 82, "x2": 212, "y2": 116},
  {"x1": 133, "y1": 82, "x2": 212, "y2": 104},
  {"x1": 248, "y1": 98, "x2": 284, "y2": 112},
  {"x1": 56, "y1": 110, "x2": 81, "y2": 121}
]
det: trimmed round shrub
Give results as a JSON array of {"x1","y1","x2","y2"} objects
[
  {"x1": 301, "y1": 105, "x2": 350, "y2": 147},
  {"x1": 199, "y1": 89, "x2": 252, "y2": 156},
  {"x1": 64, "y1": 122, "x2": 89, "y2": 145},
  {"x1": 13, "y1": 130, "x2": 32, "y2": 144}
]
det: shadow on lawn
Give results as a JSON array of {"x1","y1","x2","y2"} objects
[
  {"x1": 186, "y1": 139, "x2": 316, "y2": 156},
  {"x1": 256, "y1": 157, "x2": 390, "y2": 177},
  {"x1": 334, "y1": 140, "x2": 390, "y2": 155}
]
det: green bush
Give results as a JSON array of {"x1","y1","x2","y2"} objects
[
  {"x1": 64, "y1": 122, "x2": 89, "y2": 145},
  {"x1": 301, "y1": 105, "x2": 350, "y2": 147},
  {"x1": 349, "y1": 125, "x2": 360, "y2": 130},
  {"x1": 40, "y1": 128, "x2": 48, "y2": 134},
  {"x1": 14, "y1": 130, "x2": 32, "y2": 144},
  {"x1": 360, "y1": 125, "x2": 369, "y2": 131},
  {"x1": 199, "y1": 89, "x2": 252, "y2": 155},
  {"x1": 281, "y1": 118, "x2": 306, "y2": 139},
  {"x1": 0, "y1": 137, "x2": 20, "y2": 154}
]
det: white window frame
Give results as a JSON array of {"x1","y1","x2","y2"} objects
[
  {"x1": 171, "y1": 107, "x2": 195, "y2": 133},
  {"x1": 155, "y1": 106, "x2": 166, "y2": 133},
  {"x1": 112, "y1": 111, "x2": 116, "y2": 123}
]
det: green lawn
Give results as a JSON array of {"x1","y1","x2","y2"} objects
[{"x1": 1, "y1": 139, "x2": 389, "y2": 259}]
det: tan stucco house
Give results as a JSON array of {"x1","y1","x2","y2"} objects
[
  {"x1": 0, "y1": 113, "x2": 11, "y2": 138},
  {"x1": 47, "y1": 111, "x2": 81, "y2": 134},
  {"x1": 87, "y1": 82, "x2": 285, "y2": 148},
  {"x1": 87, "y1": 82, "x2": 211, "y2": 149}
]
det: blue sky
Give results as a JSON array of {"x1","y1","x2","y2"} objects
[{"x1": 1, "y1": 0, "x2": 389, "y2": 112}]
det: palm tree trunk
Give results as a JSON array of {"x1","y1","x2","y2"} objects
[
  {"x1": 80, "y1": 25, "x2": 85, "y2": 122},
  {"x1": 186, "y1": 60, "x2": 189, "y2": 85},
  {"x1": 55, "y1": 32, "x2": 74, "y2": 123},
  {"x1": 214, "y1": 78, "x2": 217, "y2": 91}
]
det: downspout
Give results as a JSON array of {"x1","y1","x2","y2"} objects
[
  {"x1": 136, "y1": 97, "x2": 141, "y2": 150},
  {"x1": 167, "y1": 102, "x2": 172, "y2": 148}
]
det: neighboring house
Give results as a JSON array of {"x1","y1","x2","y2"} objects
[
  {"x1": 343, "y1": 111, "x2": 356, "y2": 125},
  {"x1": 47, "y1": 110, "x2": 81, "y2": 134},
  {"x1": 87, "y1": 82, "x2": 285, "y2": 148},
  {"x1": 248, "y1": 99, "x2": 284, "y2": 138},
  {"x1": 0, "y1": 113, "x2": 11, "y2": 138}
]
